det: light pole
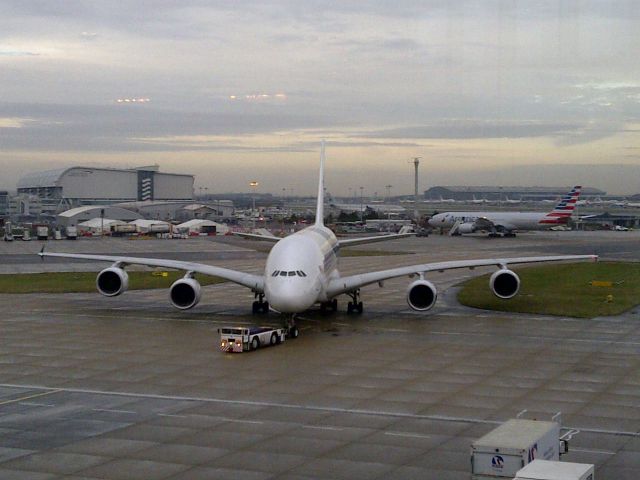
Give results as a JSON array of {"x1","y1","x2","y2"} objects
[
  {"x1": 249, "y1": 181, "x2": 258, "y2": 230},
  {"x1": 413, "y1": 157, "x2": 421, "y2": 222},
  {"x1": 359, "y1": 186, "x2": 364, "y2": 223},
  {"x1": 385, "y1": 184, "x2": 392, "y2": 231}
]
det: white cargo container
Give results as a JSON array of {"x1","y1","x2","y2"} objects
[
  {"x1": 515, "y1": 459, "x2": 594, "y2": 480},
  {"x1": 471, "y1": 419, "x2": 560, "y2": 479}
]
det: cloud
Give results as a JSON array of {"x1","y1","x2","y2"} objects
[
  {"x1": 0, "y1": 102, "x2": 331, "y2": 152},
  {"x1": 0, "y1": 49, "x2": 39, "y2": 56},
  {"x1": 360, "y1": 121, "x2": 585, "y2": 140}
]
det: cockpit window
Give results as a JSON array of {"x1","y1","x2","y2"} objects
[{"x1": 274, "y1": 270, "x2": 307, "y2": 277}]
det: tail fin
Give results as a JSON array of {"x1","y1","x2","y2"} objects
[
  {"x1": 541, "y1": 186, "x2": 581, "y2": 224},
  {"x1": 315, "y1": 141, "x2": 325, "y2": 226}
]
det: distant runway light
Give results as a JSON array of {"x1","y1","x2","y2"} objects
[
  {"x1": 228, "y1": 92, "x2": 287, "y2": 102},
  {"x1": 115, "y1": 97, "x2": 151, "y2": 104}
]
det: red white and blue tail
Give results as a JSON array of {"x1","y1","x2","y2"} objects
[{"x1": 539, "y1": 186, "x2": 581, "y2": 224}]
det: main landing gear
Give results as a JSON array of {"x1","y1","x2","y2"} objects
[
  {"x1": 346, "y1": 290, "x2": 363, "y2": 314},
  {"x1": 252, "y1": 293, "x2": 269, "y2": 314},
  {"x1": 320, "y1": 298, "x2": 338, "y2": 314}
]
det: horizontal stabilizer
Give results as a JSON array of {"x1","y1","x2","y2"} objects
[
  {"x1": 338, "y1": 232, "x2": 415, "y2": 248},
  {"x1": 233, "y1": 232, "x2": 281, "y2": 243}
]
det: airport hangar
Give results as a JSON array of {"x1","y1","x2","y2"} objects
[
  {"x1": 424, "y1": 185, "x2": 607, "y2": 202},
  {"x1": 16, "y1": 165, "x2": 194, "y2": 215}
]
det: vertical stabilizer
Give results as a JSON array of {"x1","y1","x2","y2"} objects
[
  {"x1": 315, "y1": 141, "x2": 325, "y2": 226},
  {"x1": 540, "y1": 186, "x2": 581, "y2": 224}
]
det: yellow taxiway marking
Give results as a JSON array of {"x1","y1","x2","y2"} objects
[{"x1": 0, "y1": 388, "x2": 62, "y2": 407}]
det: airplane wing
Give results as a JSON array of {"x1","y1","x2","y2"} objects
[
  {"x1": 326, "y1": 254, "x2": 597, "y2": 297},
  {"x1": 39, "y1": 251, "x2": 265, "y2": 293},
  {"x1": 338, "y1": 232, "x2": 415, "y2": 248},
  {"x1": 233, "y1": 232, "x2": 281, "y2": 243}
]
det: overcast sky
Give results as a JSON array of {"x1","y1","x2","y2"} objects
[{"x1": 2, "y1": 1, "x2": 640, "y2": 195}]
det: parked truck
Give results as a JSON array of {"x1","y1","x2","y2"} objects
[
  {"x1": 515, "y1": 459, "x2": 594, "y2": 480},
  {"x1": 471, "y1": 419, "x2": 562, "y2": 479}
]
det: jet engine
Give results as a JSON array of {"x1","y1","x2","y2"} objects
[
  {"x1": 169, "y1": 277, "x2": 202, "y2": 310},
  {"x1": 406, "y1": 279, "x2": 438, "y2": 311},
  {"x1": 456, "y1": 223, "x2": 476, "y2": 234},
  {"x1": 490, "y1": 269, "x2": 520, "y2": 299},
  {"x1": 96, "y1": 267, "x2": 129, "y2": 297}
]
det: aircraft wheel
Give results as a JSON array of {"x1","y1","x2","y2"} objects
[
  {"x1": 331, "y1": 298, "x2": 338, "y2": 311},
  {"x1": 251, "y1": 337, "x2": 260, "y2": 350},
  {"x1": 261, "y1": 301, "x2": 269, "y2": 314},
  {"x1": 347, "y1": 302, "x2": 354, "y2": 314},
  {"x1": 357, "y1": 302, "x2": 364, "y2": 314},
  {"x1": 252, "y1": 301, "x2": 260, "y2": 314}
]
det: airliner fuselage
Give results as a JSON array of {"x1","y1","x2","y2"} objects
[{"x1": 265, "y1": 225, "x2": 339, "y2": 313}]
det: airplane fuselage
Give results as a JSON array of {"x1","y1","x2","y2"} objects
[
  {"x1": 264, "y1": 225, "x2": 339, "y2": 313},
  {"x1": 429, "y1": 211, "x2": 557, "y2": 231}
]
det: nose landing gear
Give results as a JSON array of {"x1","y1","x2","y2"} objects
[{"x1": 286, "y1": 314, "x2": 299, "y2": 338}]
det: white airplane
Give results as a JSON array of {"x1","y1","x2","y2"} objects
[
  {"x1": 503, "y1": 195, "x2": 523, "y2": 204},
  {"x1": 471, "y1": 195, "x2": 490, "y2": 205},
  {"x1": 40, "y1": 148, "x2": 595, "y2": 336},
  {"x1": 428, "y1": 186, "x2": 582, "y2": 237}
]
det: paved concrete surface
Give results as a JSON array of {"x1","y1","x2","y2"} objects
[{"x1": 1, "y1": 231, "x2": 639, "y2": 479}]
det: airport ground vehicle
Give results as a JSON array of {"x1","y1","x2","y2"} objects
[
  {"x1": 515, "y1": 460, "x2": 594, "y2": 480},
  {"x1": 3, "y1": 221, "x2": 14, "y2": 241},
  {"x1": 66, "y1": 226, "x2": 78, "y2": 240},
  {"x1": 36, "y1": 226, "x2": 49, "y2": 240},
  {"x1": 471, "y1": 419, "x2": 562, "y2": 479},
  {"x1": 218, "y1": 326, "x2": 289, "y2": 352}
]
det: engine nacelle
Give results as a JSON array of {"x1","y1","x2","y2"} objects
[
  {"x1": 96, "y1": 267, "x2": 129, "y2": 297},
  {"x1": 490, "y1": 269, "x2": 520, "y2": 299},
  {"x1": 406, "y1": 279, "x2": 438, "y2": 311},
  {"x1": 457, "y1": 222, "x2": 476, "y2": 234},
  {"x1": 169, "y1": 277, "x2": 202, "y2": 310}
]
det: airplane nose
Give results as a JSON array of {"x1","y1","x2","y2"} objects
[{"x1": 267, "y1": 283, "x2": 315, "y2": 313}]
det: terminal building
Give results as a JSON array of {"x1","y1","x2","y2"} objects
[
  {"x1": 16, "y1": 165, "x2": 194, "y2": 214},
  {"x1": 424, "y1": 185, "x2": 607, "y2": 202},
  {"x1": 0, "y1": 191, "x2": 8, "y2": 216}
]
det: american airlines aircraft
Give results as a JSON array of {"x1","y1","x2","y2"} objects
[
  {"x1": 428, "y1": 186, "x2": 582, "y2": 237},
  {"x1": 40, "y1": 148, "x2": 595, "y2": 337}
]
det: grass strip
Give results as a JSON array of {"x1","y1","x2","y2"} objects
[{"x1": 457, "y1": 261, "x2": 640, "y2": 318}]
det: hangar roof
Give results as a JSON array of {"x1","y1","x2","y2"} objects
[
  {"x1": 17, "y1": 166, "x2": 193, "y2": 189},
  {"x1": 17, "y1": 168, "x2": 70, "y2": 189},
  {"x1": 58, "y1": 206, "x2": 142, "y2": 220}
]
